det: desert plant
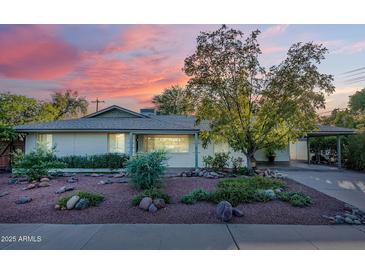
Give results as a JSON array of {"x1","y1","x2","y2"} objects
[
  {"x1": 57, "y1": 153, "x2": 129, "y2": 169},
  {"x1": 203, "y1": 152, "x2": 230, "y2": 171},
  {"x1": 126, "y1": 150, "x2": 168, "y2": 190},
  {"x1": 12, "y1": 146, "x2": 66, "y2": 181},
  {"x1": 277, "y1": 191, "x2": 312, "y2": 207},
  {"x1": 57, "y1": 191, "x2": 104, "y2": 208},
  {"x1": 180, "y1": 189, "x2": 210, "y2": 204},
  {"x1": 132, "y1": 188, "x2": 170, "y2": 206}
]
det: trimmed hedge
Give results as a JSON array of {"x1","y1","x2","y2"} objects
[{"x1": 57, "y1": 153, "x2": 129, "y2": 169}]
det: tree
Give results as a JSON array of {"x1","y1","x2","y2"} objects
[
  {"x1": 183, "y1": 25, "x2": 335, "y2": 169},
  {"x1": 152, "y1": 85, "x2": 193, "y2": 115},
  {"x1": 50, "y1": 90, "x2": 88, "y2": 119},
  {"x1": 349, "y1": 88, "x2": 365, "y2": 114}
]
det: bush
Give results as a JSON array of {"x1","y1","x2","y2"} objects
[
  {"x1": 132, "y1": 188, "x2": 170, "y2": 206},
  {"x1": 203, "y1": 152, "x2": 230, "y2": 171},
  {"x1": 277, "y1": 192, "x2": 312, "y2": 207},
  {"x1": 12, "y1": 146, "x2": 66, "y2": 181},
  {"x1": 180, "y1": 189, "x2": 210, "y2": 204},
  {"x1": 57, "y1": 191, "x2": 104, "y2": 208},
  {"x1": 126, "y1": 150, "x2": 168, "y2": 190},
  {"x1": 210, "y1": 177, "x2": 285, "y2": 206},
  {"x1": 344, "y1": 133, "x2": 365, "y2": 171},
  {"x1": 57, "y1": 153, "x2": 129, "y2": 169}
]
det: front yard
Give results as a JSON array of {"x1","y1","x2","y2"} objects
[{"x1": 0, "y1": 172, "x2": 347, "y2": 224}]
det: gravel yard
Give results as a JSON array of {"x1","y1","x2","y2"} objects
[{"x1": 0, "y1": 173, "x2": 346, "y2": 224}]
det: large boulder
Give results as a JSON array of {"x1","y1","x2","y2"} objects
[
  {"x1": 15, "y1": 196, "x2": 32, "y2": 204},
  {"x1": 22, "y1": 183, "x2": 36, "y2": 190},
  {"x1": 38, "y1": 181, "x2": 50, "y2": 187},
  {"x1": 216, "y1": 201, "x2": 233, "y2": 222},
  {"x1": 55, "y1": 186, "x2": 75, "y2": 194},
  {"x1": 139, "y1": 197, "x2": 153, "y2": 210},
  {"x1": 74, "y1": 198, "x2": 90, "y2": 210},
  {"x1": 153, "y1": 198, "x2": 166, "y2": 209},
  {"x1": 66, "y1": 195, "x2": 80, "y2": 210},
  {"x1": 232, "y1": 207, "x2": 244, "y2": 217},
  {"x1": 40, "y1": 177, "x2": 50, "y2": 182},
  {"x1": 148, "y1": 203, "x2": 158, "y2": 213}
]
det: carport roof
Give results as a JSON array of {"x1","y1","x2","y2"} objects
[{"x1": 308, "y1": 125, "x2": 357, "y2": 137}]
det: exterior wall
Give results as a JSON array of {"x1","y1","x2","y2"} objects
[
  {"x1": 254, "y1": 146, "x2": 290, "y2": 162},
  {"x1": 289, "y1": 140, "x2": 308, "y2": 161},
  {"x1": 25, "y1": 133, "x2": 128, "y2": 156}
]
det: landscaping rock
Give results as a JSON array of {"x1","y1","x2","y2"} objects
[
  {"x1": 113, "y1": 173, "x2": 125, "y2": 178},
  {"x1": 91, "y1": 173, "x2": 101, "y2": 177},
  {"x1": 22, "y1": 183, "x2": 36, "y2": 190},
  {"x1": 153, "y1": 198, "x2": 166, "y2": 209},
  {"x1": 74, "y1": 198, "x2": 90, "y2": 210},
  {"x1": 139, "y1": 197, "x2": 153, "y2": 210},
  {"x1": 38, "y1": 181, "x2": 50, "y2": 187},
  {"x1": 344, "y1": 217, "x2": 354, "y2": 224},
  {"x1": 67, "y1": 177, "x2": 78, "y2": 183},
  {"x1": 8, "y1": 178, "x2": 18, "y2": 185},
  {"x1": 15, "y1": 196, "x2": 32, "y2": 204},
  {"x1": 66, "y1": 195, "x2": 80, "y2": 210},
  {"x1": 216, "y1": 201, "x2": 233, "y2": 222},
  {"x1": 354, "y1": 220, "x2": 362, "y2": 225},
  {"x1": 0, "y1": 191, "x2": 10, "y2": 198},
  {"x1": 40, "y1": 177, "x2": 50, "y2": 182},
  {"x1": 98, "y1": 179, "x2": 113, "y2": 185},
  {"x1": 54, "y1": 204, "x2": 61, "y2": 210},
  {"x1": 55, "y1": 186, "x2": 75, "y2": 194},
  {"x1": 232, "y1": 207, "x2": 244, "y2": 217},
  {"x1": 114, "y1": 179, "x2": 128, "y2": 184},
  {"x1": 264, "y1": 189, "x2": 276, "y2": 200},
  {"x1": 148, "y1": 203, "x2": 158, "y2": 213},
  {"x1": 335, "y1": 215, "x2": 345, "y2": 224}
]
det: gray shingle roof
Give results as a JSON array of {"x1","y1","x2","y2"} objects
[{"x1": 14, "y1": 115, "x2": 206, "y2": 132}]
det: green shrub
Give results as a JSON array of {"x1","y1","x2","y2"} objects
[
  {"x1": 57, "y1": 191, "x2": 104, "y2": 208},
  {"x1": 344, "y1": 133, "x2": 365, "y2": 171},
  {"x1": 203, "y1": 152, "x2": 230, "y2": 171},
  {"x1": 12, "y1": 146, "x2": 66, "y2": 181},
  {"x1": 180, "y1": 189, "x2": 210, "y2": 204},
  {"x1": 210, "y1": 177, "x2": 285, "y2": 206},
  {"x1": 57, "y1": 153, "x2": 129, "y2": 169},
  {"x1": 132, "y1": 188, "x2": 170, "y2": 206},
  {"x1": 277, "y1": 192, "x2": 312, "y2": 207},
  {"x1": 126, "y1": 150, "x2": 168, "y2": 190}
]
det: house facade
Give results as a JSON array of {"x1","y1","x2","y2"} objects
[{"x1": 14, "y1": 105, "x2": 290, "y2": 168}]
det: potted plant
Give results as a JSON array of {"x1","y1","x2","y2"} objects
[{"x1": 265, "y1": 147, "x2": 276, "y2": 163}]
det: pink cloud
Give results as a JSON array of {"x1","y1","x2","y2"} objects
[
  {"x1": 0, "y1": 25, "x2": 80, "y2": 80},
  {"x1": 334, "y1": 40, "x2": 365, "y2": 54},
  {"x1": 261, "y1": 24, "x2": 289, "y2": 39},
  {"x1": 261, "y1": 46, "x2": 285, "y2": 54}
]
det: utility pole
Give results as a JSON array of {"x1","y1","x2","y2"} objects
[{"x1": 91, "y1": 98, "x2": 105, "y2": 112}]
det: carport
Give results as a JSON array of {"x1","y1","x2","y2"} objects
[{"x1": 306, "y1": 125, "x2": 357, "y2": 168}]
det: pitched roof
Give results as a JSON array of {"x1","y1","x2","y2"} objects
[
  {"x1": 83, "y1": 105, "x2": 146, "y2": 118},
  {"x1": 309, "y1": 125, "x2": 356, "y2": 136}
]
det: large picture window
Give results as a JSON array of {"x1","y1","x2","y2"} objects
[
  {"x1": 108, "y1": 133, "x2": 125, "y2": 153},
  {"x1": 37, "y1": 134, "x2": 53, "y2": 150},
  {"x1": 143, "y1": 135, "x2": 189, "y2": 153}
]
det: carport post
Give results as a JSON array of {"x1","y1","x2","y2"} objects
[
  {"x1": 194, "y1": 132, "x2": 199, "y2": 169},
  {"x1": 307, "y1": 136, "x2": 310, "y2": 164},
  {"x1": 337, "y1": 135, "x2": 341, "y2": 168},
  {"x1": 129, "y1": 132, "x2": 134, "y2": 157}
]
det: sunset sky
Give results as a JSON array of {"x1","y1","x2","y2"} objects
[{"x1": 1, "y1": 24, "x2": 364, "y2": 113}]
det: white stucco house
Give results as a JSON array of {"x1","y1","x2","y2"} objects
[{"x1": 14, "y1": 105, "x2": 354, "y2": 168}]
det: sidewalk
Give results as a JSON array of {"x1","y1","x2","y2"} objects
[{"x1": 1, "y1": 223, "x2": 365, "y2": 250}]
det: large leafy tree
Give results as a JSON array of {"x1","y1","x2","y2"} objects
[
  {"x1": 183, "y1": 25, "x2": 335, "y2": 169},
  {"x1": 0, "y1": 90, "x2": 88, "y2": 127},
  {"x1": 152, "y1": 85, "x2": 193, "y2": 115},
  {"x1": 349, "y1": 88, "x2": 365, "y2": 114}
]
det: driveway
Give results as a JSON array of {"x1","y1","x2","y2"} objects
[{"x1": 275, "y1": 164, "x2": 365, "y2": 211}]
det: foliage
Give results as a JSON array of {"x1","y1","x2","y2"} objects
[
  {"x1": 309, "y1": 136, "x2": 337, "y2": 154},
  {"x1": 349, "y1": 88, "x2": 365, "y2": 115},
  {"x1": 152, "y1": 85, "x2": 194, "y2": 115},
  {"x1": 203, "y1": 152, "x2": 230, "y2": 171},
  {"x1": 0, "y1": 90, "x2": 88, "y2": 127},
  {"x1": 277, "y1": 191, "x2": 312, "y2": 207},
  {"x1": 183, "y1": 25, "x2": 335, "y2": 170},
  {"x1": 264, "y1": 143, "x2": 287, "y2": 158},
  {"x1": 132, "y1": 188, "x2": 170, "y2": 206},
  {"x1": 57, "y1": 153, "x2": 129, "y2": 169},
  {"x1": 180, "y1": 189, "x2": 210, "y2": 204},
  {"x1": 209, "y1": 177, "x2": 285, "y2": 206},
  {"x1": 344, "y1": 133, "x2": 365, "y2": 170},
  {"x1": 77, "y1": 192, "x2": 105, "y2": 206},
  {"x1": 320, "y1": 108, "x2": 357, "y2": 129},
  {"x1": 57, "y1": 191, "x2": 104, "y2": 208},
  {"x1": 126, "y1": 150, "x2": 168, "y2": 190},
  {"x1": 12, "y1": 146, "x2": 66, "y2": 181},
  {"x1": 0, "y1": 126, "x2": 21, "y2": 142}
]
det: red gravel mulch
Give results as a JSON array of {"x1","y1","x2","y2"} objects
[{"x1": 0, "y1": 173, "x2": 346, "y2": 224}]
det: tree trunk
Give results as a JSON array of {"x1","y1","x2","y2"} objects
[{"x1": 246, "y1": 152, "x2": 255, "y2": 171}]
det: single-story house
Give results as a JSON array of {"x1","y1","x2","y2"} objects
[{"x1": 13, "y1": 105, "x2": 356, "y2": 168}]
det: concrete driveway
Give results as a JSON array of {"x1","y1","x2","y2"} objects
[{"x1": 277, "y1": 164, "x2": 365, "y2": 211}]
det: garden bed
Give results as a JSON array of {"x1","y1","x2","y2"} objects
[{"x1": 0, "y1": 173, "x2": 347, "y2": 224}]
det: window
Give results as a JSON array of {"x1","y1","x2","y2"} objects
[
  {"x1": 37, "y1": 134, "x2": 53, "y2": 150},
  {"x1": 108, "y1": 134, "x2": 125, "y2": 153},
  {"x1": 143, "y1": 135, "x2": 189, "y2": 153}
]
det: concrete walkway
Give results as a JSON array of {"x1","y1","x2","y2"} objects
[
  {"x1": 1, "y1": 223, "x2": 365, "y2": 250},
  {"x1": 281, "y1": 168, "x2": 365, "y2": 211}
]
